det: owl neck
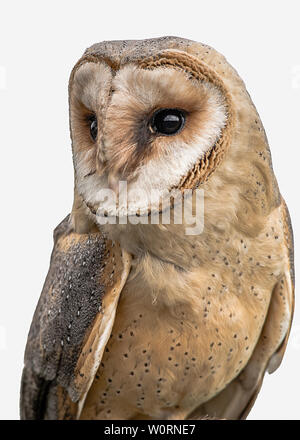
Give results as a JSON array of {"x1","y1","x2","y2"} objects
[{"x1": 101, "y1": 222, "x2": 207, "y2": 272}]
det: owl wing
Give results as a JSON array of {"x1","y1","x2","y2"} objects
[
  {"x1": 189, "y1": 198, "x2": 294, "y2": 420},
  {"x1": 20, "y1": 215, "x2": 131, "y2": 420}
]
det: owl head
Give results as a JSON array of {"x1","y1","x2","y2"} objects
[{"x1": 68, "y1": 37, "x2": 278, "y2": 234}]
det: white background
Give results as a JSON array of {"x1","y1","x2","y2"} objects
[{"x1": 0, "y1": 0, "x2": 299, "y2": 420}]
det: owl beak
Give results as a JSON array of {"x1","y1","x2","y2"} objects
[
  {"x1": 96, "y1": 148, "x2": 121, "y2": 194},
  {"x1": 107, "y1": 172, "x2": 120, "y2": 194},
  {"x1": 96, "y1": 153, "x2": 107, "y2": 176}
]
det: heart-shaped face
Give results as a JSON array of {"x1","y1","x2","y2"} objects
[{"x1": 69, "y1": 49, "x2": 232, "y2": 221}]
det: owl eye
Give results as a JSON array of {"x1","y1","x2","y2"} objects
[
  {"x1": 151, "y1": 109, "x2": 185, "y2": 136},
  {"x1": 89, "y1": 115, "x2": 98, "y2": 141}
]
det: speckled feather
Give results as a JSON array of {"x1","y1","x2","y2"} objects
[
  {"x1": 20, "y1": 215, "x2": 131, "y2": 419},
  {"x1": 21, "y1": 36, "x2": 294, "y2": 420}
]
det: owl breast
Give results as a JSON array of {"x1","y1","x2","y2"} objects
[{"x1": 79, "y1": 216, "x2": 282, "y2": 420}]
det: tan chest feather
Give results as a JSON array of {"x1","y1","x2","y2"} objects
[
  {"x1": 81, "y1": 292, "x2": 268, "y2": 420},
  {"x1": 80, "y1": 210, "x2": 286, "y2": 420}
]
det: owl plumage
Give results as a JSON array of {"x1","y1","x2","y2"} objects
[{"x1": 20, "y1": 36, "x2": 294, "y2": 420}]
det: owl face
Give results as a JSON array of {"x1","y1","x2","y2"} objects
[{"x1": 69, "y1": 50, "x2": 231, "y2": 220}]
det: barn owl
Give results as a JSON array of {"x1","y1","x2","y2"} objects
[{"x1": 20, "y1": 36, "x2": 294, "y2": 420}]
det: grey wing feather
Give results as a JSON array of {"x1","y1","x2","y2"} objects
[{"x1": 20, "y1": 215, "x2": 111, "y2": 419}]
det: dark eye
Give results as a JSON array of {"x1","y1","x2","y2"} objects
[
  {"x1": 151, "y1": 109, "x2": 186, "y2": 136},
  {"x1": 89, "y1": 115, "x2": 98, "y2": 141}
]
